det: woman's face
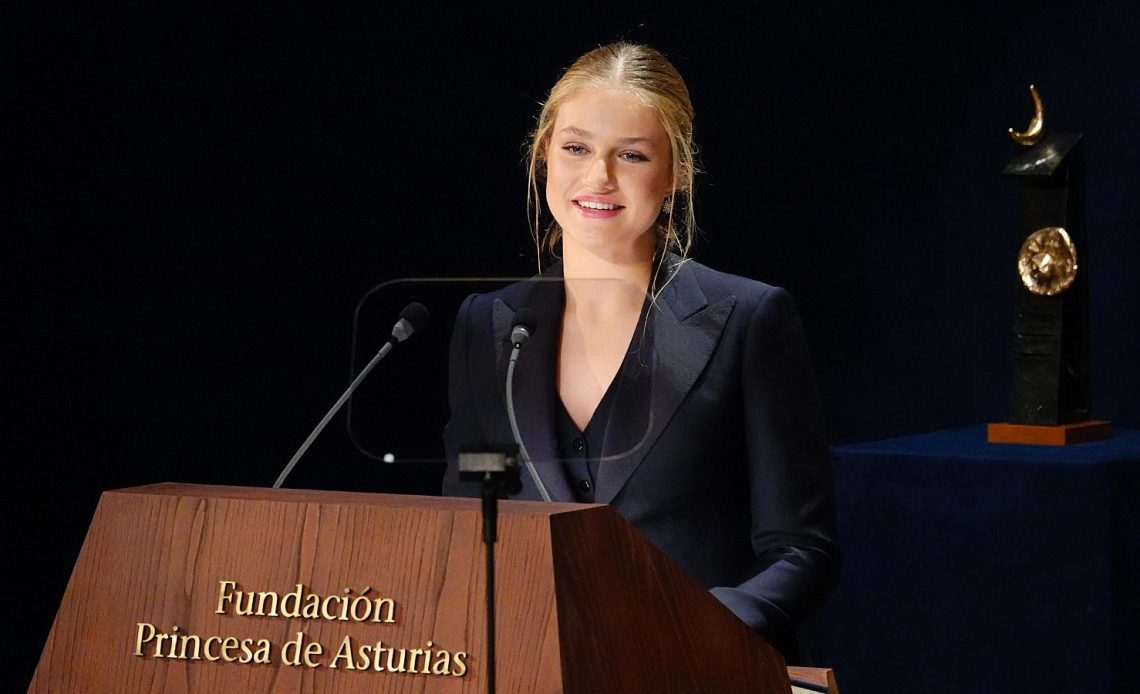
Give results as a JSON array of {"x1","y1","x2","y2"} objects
[{"x1": 545, "y1": 87, "x2": 674, "y2": 262}]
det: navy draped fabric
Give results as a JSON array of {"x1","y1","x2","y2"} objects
[{"x1": 813, "y1": 426, "x2": 1140, "y2": 694}]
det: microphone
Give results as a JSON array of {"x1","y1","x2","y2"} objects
[
  {"x1": 504, "y1": 307, "x2": 551, "y2": 502},
  {"x1": 392, "y1": 301, "x2": 430, "y2": 343},
  {"x1": 510, "y1": 308, "x2": 536, "y2": 347},
  {"x1": 272, "y1": 302, "x2": 430, "y2": 489}
]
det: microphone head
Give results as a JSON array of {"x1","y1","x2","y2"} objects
[
  {"x1": 391, "y1": 302, "x2": 430, "y2": 342},
  {"x1": 511, "y1": 307, "x2": 537, "y2": 347},
  {"x1": 400, "y1": 302, "x2": 430, "y2": 333}
]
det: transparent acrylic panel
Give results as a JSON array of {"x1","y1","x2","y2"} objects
[{"x1": 344, "y1": 276, "x2": 657, "y2": 496}]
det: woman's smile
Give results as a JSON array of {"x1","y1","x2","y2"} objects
[{"x1": 572, "y1": 195, "x2": 625, "y2": 218}]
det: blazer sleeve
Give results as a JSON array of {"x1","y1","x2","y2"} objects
[
  {"x1": 709, "y1": 286, "x2": 841, "y2": 654},
  {"x1": 441, "y1": 293, "x2": 486, "y2": 498}
]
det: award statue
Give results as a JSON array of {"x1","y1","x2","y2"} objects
[{"x1": 988, "y1": 85, "x2": 1111, "y2": 445}]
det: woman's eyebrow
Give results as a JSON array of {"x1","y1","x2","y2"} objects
[{"x1": 558, "y1": 126, "x2": 655, "y2": 146}]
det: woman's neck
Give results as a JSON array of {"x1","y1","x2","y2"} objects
[{"x1": 561, "y1": 238, "x2": 654, "y2": 315}]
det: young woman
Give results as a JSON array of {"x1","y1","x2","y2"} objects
[{"x1": 442, "y1": 42, "x2": 839, "y2": 661}]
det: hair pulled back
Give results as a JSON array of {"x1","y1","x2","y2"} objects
[{"x1": 526, "y1": 42, "x2": 697, "y2": 266}]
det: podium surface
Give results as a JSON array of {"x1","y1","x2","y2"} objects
[{"x1": 32, "y1": 483, "x2": 788, "y2": 693}]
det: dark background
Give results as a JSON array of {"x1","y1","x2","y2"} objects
[{"x1": 12, "y1": 1, "x2": 1139, "y2": 690}]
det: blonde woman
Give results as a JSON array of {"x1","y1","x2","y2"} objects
[{"x1": 443, "y1": 42, "x2": 839, "y2": 661}]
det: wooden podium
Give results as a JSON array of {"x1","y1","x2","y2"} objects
[{"x1": 31, "y1": 484, "x2": 789, "y2": 693}]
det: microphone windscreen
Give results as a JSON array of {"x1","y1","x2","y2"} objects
[
  {"x1": 513, "y1": 307, "x2": 537, "y2": 335},
  {"x1": 510, "y1": 307, "x2": 538, "y2": 347},
  {"x1": 399, "y1": 302, "x2": 431, "y2": 334}
]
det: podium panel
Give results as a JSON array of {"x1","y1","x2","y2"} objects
[{"x1": 32, "y1": 483, "x2": 787, "y2": 693}]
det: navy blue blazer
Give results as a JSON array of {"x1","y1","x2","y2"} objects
[{"x1": 442, "y1": 257, "x2": 840, "y2": 658}]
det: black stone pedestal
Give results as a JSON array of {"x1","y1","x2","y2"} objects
[{"x1": 1003, "y1": 133, "x2": 1090, "y2": 426}]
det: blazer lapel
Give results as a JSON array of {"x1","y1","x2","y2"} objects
[
  {"x1": 595, "y1": 260, "x2": 736, "y2": 504},
  {"x1": 491, "y1": 268, "x2": 575, "y2": 502}
]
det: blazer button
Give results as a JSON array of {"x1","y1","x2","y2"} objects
[
  {"x1": 572, "y1": 437, "x2": 585, "y2": 452},
  {"x1": 578, "y1": 479, "x2": 592, "y2": 494}
]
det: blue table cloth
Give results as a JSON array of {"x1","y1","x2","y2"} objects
[{"x1": 812, "y1": 426, "x2": 1140, "y2": 694}]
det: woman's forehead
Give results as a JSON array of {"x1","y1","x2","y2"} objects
[{"x1": 553, "y1": 87, "x2": 667, "y2": 143}]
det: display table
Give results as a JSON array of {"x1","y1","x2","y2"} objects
[{"x1": 813, "y1": 426, "x2": 1139, "y2": 694}]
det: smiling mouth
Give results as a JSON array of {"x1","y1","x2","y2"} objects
[{"x1": 574, "y1": 200, "x2": 623, "y2": 211}]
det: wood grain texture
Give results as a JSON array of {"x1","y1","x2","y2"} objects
[
  {"x1": 787, "y1": 666, "x2": 839, "y2": 694},
  {"x1": 32, "y1": 484, "x2": 788, "y2": 693},
  {"x1": 548, "y1": 506, "x2": 788, "y2": 693}
]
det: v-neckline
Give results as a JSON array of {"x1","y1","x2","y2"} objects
[{"x1": 555, "y1": 294, "x2": 651, "y2": 434}]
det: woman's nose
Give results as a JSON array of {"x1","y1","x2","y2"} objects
[{"x1": 583, "y1": 156, "x2": 614, "y2": 191}]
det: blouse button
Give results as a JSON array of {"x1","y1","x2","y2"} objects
[
  {"x1": 578, "y1": 479, "x2": 592, "y2": 494},
  {"x1": 572, "y1": 437, "x2": 585, "y2": 452}
]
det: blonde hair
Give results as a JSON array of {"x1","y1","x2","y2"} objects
[{"x1": 526, "y1": 42, "x2": 698, "y2": 268}]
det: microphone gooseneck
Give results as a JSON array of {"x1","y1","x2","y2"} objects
[
  {"x1": 505, "y1": 307, "x2": 551, "y2": 503},
  {"x1": 272, "y1": 302, "x2": 430, "y2": 489}
]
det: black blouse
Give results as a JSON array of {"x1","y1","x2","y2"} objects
[{"x1": 554, "y1": 296, "x2": 652, "y2": 503}]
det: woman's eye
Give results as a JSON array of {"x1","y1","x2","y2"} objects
[
  {"x1": 620, "y1": 151, "x2": 648, "y2": 162},
  {"x1": 562, "y1": 144, "x2": 587, "y2": 155}
]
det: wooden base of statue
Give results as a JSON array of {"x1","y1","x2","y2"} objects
[
  {"x1": 987, "y1": 419, "x2": 1112, "y2": 446},
  {"x1": 32, "y1": 483, "x2": 789, "y2": 693}
]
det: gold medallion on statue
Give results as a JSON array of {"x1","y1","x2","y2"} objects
[{"x1": 1018, "y1": 226, "x2": 1077, "y2": 295}]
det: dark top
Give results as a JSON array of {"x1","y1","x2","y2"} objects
[
  {"x1": 442, "y1": 256, "x2": 841, "y2": 660},
  {"x1": 555, "y1": 295, "x2": 651, "y2": 503},
  {"x1": 555, "y1": 396, "x2": 604, "y2": 502}
]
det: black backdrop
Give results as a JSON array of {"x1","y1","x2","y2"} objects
[{"x1": 12, "y1": 1, "x2": 1140, "y2": 690}]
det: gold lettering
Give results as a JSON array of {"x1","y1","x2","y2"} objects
[
  {"x1": 407, "y1": 648, "x2": 425, "y2": 672},
  {"x1": 164, "y1": 626, "x2": 181, "y2": 658},
  {"x1": 252, "y1": 639, "x2": 272, "y2": 664},
  {"x1": 208, "y1": 581, "x2": 396, "y2": 624},
  {"x1": 320, "y1": 594, "x2": 340, "y2": 621},
  {"x1": 280, "y1": 584, "x2": 304, "y2": 618},
  {"x1": 282, "y1": 631, "x2": 323, "y2": 667},
  {"x1": 349, "y1": 589, "x2": 374, "y2": 622},
  {"x1": 372, "y1": 597, "x2": 396, "y2": 623},
  {"x1": 154, "y1": 633, "x2": 170, "y2": 658},
  {"x1": 282, "y1": 631, "x2": 304, "y2": 666},
  {"x1": 133, "y1": 623, "x2": 279, "y2": 664},
  {"x1": 215, "y1": 580, "x2": 237, "y2": 614},
  {"x1": 234, "y1": 590, "x2": 257, "y2": 616},
  {"x1": 355, "y1": 641, "x2": 374, "y2": 670},
  {"x1": 420, "y1": 641, "x2": 434, "y2": 674},
  {"x1": 339, "y1": 588, "x2": 352, "y2": 620},
  {"x1": 452, "y1": 651, "x2": 467, "y2": 677},
  {"x1": 301, "y1": 593, "x2": 320, "y2": 619},
  {"x1": 255, "y1": 591, "x2": 279, "y2": 616},
  {"x1": 302, "y1": 640, "x2": 323, "y2": 667},
  {"x1": 220, "y1": 636, "x2": 240, "y2": 662},
  {"x1": 430, "y1": 649, "x2": 451, "y2": 675},
  {"x1": 177, "y1": 633, "x2": 202, "y2": 660},
  {"x1": 133, "y1": 622, "x2": 156, "y2": 656},
  {"x1": 385, "y1": 646, "x2": 407, "y2": 673},
  {"x1": 204, "y1": 636, "x2": 223, "y2": 661},
  {"x1": 329, "y1": 636, "x2": 355, "y2": 670}
]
